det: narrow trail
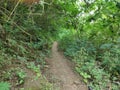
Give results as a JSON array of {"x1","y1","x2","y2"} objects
[{"x1": 46, "y1": 42, "x2": 88, "y2": 90}]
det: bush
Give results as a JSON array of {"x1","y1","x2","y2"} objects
[{"x1": 59, "y1": 35, "x2": 120, "y2": 90}]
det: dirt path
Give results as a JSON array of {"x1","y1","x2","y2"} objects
[{"x1": 46, "y1": 42, "x2": 88, "y2": 90}]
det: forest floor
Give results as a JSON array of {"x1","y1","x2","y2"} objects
[{"x1": 44, "y1": 41, "x2": 88, "y2": 90}]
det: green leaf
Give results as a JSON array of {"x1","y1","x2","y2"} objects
[{"x1": 0, "y1": 82, "x2": 10, "y2": 90}]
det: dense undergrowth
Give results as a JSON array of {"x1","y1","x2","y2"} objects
[
  {"x1": 59, "y1": 35, "x2": 120, "y2": 90},
  {"x1": 0, "y1": 0, "x2": 120, "y2": 90},
  {"x1": 0, "y1": 0, "x2": 56, "y2": 89},
  {"x1": 59, "y1": 0, "x2": 120, "y2": 89}
]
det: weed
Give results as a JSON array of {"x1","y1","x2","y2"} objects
[
  {"x1": 16, "y1": 69, "x2": 26, "y2": 85},
  {"x1": 59, "y1": 37, "x2": 120, "y2": 90},
  {"x1": 0, "y1": 82, "x2": 10, "y2": 90}
]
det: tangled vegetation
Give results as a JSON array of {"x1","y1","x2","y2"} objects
[
  {"x1": 59, "y1": 0, "x2": 120, "y2": 90},
  {"x1": 0, "y1": 0, "x2": 120, "y2": 90},
  {"x1": 0, "y1": 0, "x2": 55, "y2": 89}
]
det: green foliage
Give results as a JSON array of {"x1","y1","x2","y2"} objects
[
  {"x1": 16, "y1": 69, "x2": 26, "y2": 85},
  {"x1": 0, "y1": 0, "x2": 54, "y2": 89},
  {"x1": 74, "y1": 50, "x2": 110, "y2": 90},
  {"x1": 60, "y1": 37, "x2": 120, "y2": 89},
  {"x1": 59, "y1": 0, "x2": 120, "y2": 89},
  {"x1": 0, "y1": 82, "x2": 10, "y2": 90},
  {"x1": 26, "y1": 62, "x2": 41, "y2": 78},
  {"x1": 0, "y1": 0, "x2": 120, "y2": 89}
]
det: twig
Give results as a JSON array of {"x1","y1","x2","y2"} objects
[
  {"x1": 7, "y1": 0, "x2": 21, "y2": 22},
  {"x1": 0, "y1": 8, "x2": 32, "y2": 40}
]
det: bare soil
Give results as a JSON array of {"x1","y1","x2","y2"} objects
[
  {"x1": 23, "y1": 68, "x2": 41, "y2": 90},
  {"x1": 45, "y1": 41, "x2": 88, "y2": 90}
]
